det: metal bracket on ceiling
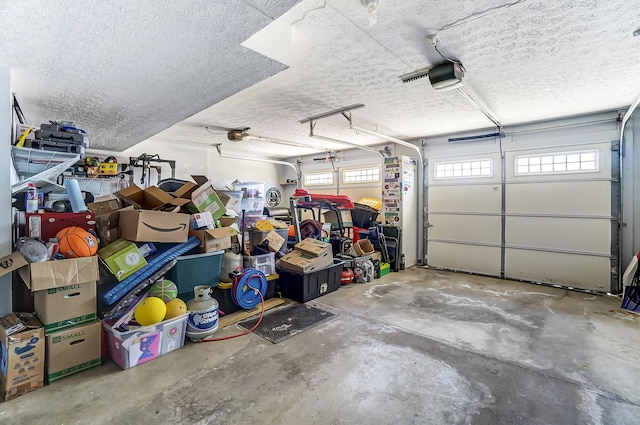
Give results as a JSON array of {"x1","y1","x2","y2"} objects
[{"x1": 300, "y1": 104, "x2": 365, "y2": 137}]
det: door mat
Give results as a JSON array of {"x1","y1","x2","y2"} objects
[{"x1": 238, "y1": 303, "x2": 337, "y2": 344}]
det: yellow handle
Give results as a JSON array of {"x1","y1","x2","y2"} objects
[{"x1": 16, "y1": 127, "x2": 33, "y2": 147}]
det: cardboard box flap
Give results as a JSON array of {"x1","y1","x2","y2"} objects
[
  {"x1": 204, "y1": 227, "x2": 238, "y2": 238},
  {"x1": 114, "y1": 185, "x2": 144, "y2": 208},
  {"x1": 0, "y1": 251, "x2": 27, "y2": 278},
  {"x1": 191, "y1": 182, "x2": 227, "y2": 220},
  {"x1": 19, "y1": 256, "x2": 99, "y2": 291},
  {"x1": 173, "y1": 181, "x2": 198, "y2": 199},
  {"x1": 294, "y1": 238, "x2": 332, "y2": 258},
  {"x1": 0, "y1": 312, "x2": 42, "y2": 339},
  {"x1": 192, "y1": 175, "x2": 209, "y2": 185},
  {"x1": 87, "y1": 199, "x2": 123, "y2": 216}
]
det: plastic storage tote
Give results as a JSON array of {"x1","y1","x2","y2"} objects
[
  {"x1": 166, "y1": 250, "x2": 223, "y2": 300},
  {"x1": 103, "y1": 314, "x2": 188, "y2": 369},
  {"x1": 277, "y1": 259, "x2": 344, "y2": 303}
]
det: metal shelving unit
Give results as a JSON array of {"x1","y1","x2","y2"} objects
[{"x1": 11, "y1": 146, "x2": 79, "y2": 194}]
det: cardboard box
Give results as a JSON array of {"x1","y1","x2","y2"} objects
[
  {"x1": 19, "y1": 256, "x2": 99, "y2": 292},
  {"x1": 278, "y1": 249, "x2": 333, "y2": 274},
  {"x1": 191, "y1": 211, "x2": 215, "y2": 230},
  {"x1": 34, "y1": 281, "x2": 97, "y2": 334},
  {"x1": 103, "y1": 314, "x2": 188, "y2": 369},
  {"x1": 46, "y1": 321, "x2": 101, "y2": 383},
  {"x1": 0, "y1": 252, "x2": 27, "y2": 278},
  {"x1": 0, "y1": 313, "x2": 45, "y2": 401},
  {"x1": 295, "y1": 238, "x2": 333, "y2": 259},
  {"x1": 190, "y1": 182, "x2": 226, "y2": 220},
  {"x1": 97, "y1": 239, "x2": 148, "y2": 281},
  {"x1": 263, "y1": 230, "x2": 285, "y2": 253},
  {"x1": 88, "y1": 200, "x2": 135, "y2": 245},
  {"x1": 119, "y1": 210, "x2": 190, "y2": 243},
  {"x1": 114, "y1": 185, "x2": 190, "y2": 211},
  {"x1": 354, "y1": 239, "x2": 375, "y2": 256},
  {"x1": 189, "y1": 226, "x2": 237, "y2": 253}
]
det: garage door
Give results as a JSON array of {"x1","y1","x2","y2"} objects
[
  {"x1": 504, "y1": 142, "x2": 616, "y2": 292},
  {"x1": 426, "y1": 142, "x2": 618, "y2": 292},
  {"x1": 426, "y1": 152, "x2": 503, "y2": 276}
]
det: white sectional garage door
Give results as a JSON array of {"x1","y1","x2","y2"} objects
[
  {"x1": 504, "y1": 143, "x2": 614, "y2": 292},
  {"x1": 426, "y1": 138, "x2": 618, "y2": 293},
  {"x1": 427, "y1": 152, "x2": 503, "y2": 277}
]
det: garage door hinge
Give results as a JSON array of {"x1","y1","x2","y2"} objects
[{"x1": 612, "y1": 141, "x2": 620, "y2": 151}]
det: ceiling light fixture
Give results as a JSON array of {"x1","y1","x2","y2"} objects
[
  {"x1": 361, "y1": 0, "x2": 379, "y2": 26},
  {"x1": 350, "y1": 125, "x2": 423, "y2": 162}
]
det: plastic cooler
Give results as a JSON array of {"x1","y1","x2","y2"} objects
[
  {"x1": 277, "y1": 259, "x2": 344, "y2": 303},
  {"x1": 166, "y1": 250, "x2": 223, "y2": 301}
]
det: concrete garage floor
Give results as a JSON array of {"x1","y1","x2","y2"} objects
[{"x1": 2, "y1": 267, "x2": 640, "y2": 424}]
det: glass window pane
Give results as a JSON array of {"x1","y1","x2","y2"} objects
[
  {"x1": 566, "y1": 154, "x2": 580, "y2": 163},
  {"x1": 567, "y1": 162, "x2": 580, "y2": 171},
  {"x1": 553, "y1": 162, "x2": 566, "y2": 171},
  {"x1": 581, "y1": 152, "x2": 595, "y2": 162}
]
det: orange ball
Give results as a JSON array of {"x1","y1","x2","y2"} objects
[{"x1": 58, "y1": 227, "x2": 98, "y2": 258}]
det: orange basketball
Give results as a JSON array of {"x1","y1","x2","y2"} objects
[
  {"x1": 56, "y1": 226, "x2": 86, "y2": 241},
  {"x1": 58, "y1": 227, "x2": 98, "y2": 258}
]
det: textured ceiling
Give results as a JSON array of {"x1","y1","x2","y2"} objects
[{"x1": 2, "y1": 0, "x2": 640, "y2": 159}]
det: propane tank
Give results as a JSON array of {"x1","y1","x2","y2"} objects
[
  {"x1": 220, "y1": 250, "x2": 243, "y2": 283},
  {"x1": 186, "y1": 285, "x2": 219, "y2": 341}
]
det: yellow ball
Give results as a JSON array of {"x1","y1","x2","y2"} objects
[
  {"x1": 164, "y1": 298, "x2": 187, "y2": 320},
  {"x1": 134, "y1": 297, "x2": 167, "y2": 326}
]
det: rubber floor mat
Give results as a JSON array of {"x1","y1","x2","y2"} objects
[{"x1": 238, "y1": 303, "x2": 337, "y2": 344}]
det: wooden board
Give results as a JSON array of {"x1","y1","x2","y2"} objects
[{"x1": 218, "y1": 297, "x2": 285, "y2": 329}]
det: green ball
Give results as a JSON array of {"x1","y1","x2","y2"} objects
[{"x1": 149, "y1": 279, "x2": 178, "y2": 303}]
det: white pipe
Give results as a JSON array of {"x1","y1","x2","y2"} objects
[
  {"x1": 350, "y1": 125, "x2": 423, "y2": 163},
  {"x1": 350, "y1": 124, "x2": 424, "y2": 266},
  {"x1": 310, "y1": 133, "x2": 385, "y2": 157},
  {"x1": 213, "y1": 144, "x2": 300, "y2": 182},
  {"x1": 618, "y1": 91, "x2": 640, "y2": 291},
  {"x1": 244, "y1": 133, "x2": 323, "y2": 150}
]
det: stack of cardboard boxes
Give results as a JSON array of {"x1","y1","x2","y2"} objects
[{"x1": 19, "y1": 256, "x2": 102, "y2": 385}]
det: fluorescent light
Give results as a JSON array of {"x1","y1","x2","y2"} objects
[
  {"x1": 310, "y1": 133, "x2": 384, "y2": 156},
  {"x1": 350, "y1": 125, "x2": 423, "y2": 162}
]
